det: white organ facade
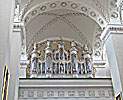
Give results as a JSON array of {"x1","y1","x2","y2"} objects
[
  {"x1": 0, "y1": 0, "x2": 123, "y2": 100},
  {"x1": 28, "y1": 40, "x2": 93, "y2": 78}
]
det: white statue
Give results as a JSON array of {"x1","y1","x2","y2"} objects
[
  {"x1": 71, "y1": 41, "x2": 76, "y2": 47},
  {"x1": 34, "y1": 43, "x2": 37, "y2": 50}
]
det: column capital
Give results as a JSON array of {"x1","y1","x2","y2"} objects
[{"x1": 101, "y1": 24, "x2": 123, "y2": 42}]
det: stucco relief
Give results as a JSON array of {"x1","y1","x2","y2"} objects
[
  {"x1": 20, "y1": 0, "x2": 107, "y2": 28},
  {"x1": 18, "y1": 87, "x2": 114, "y2": 99},
  {"x1": 93, "y1": 25, "x2": 104, "y2": 60}
]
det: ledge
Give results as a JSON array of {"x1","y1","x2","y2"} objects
[
  {"x1": 93, "y1": 60, "x2": 106, "y2": 66},
  {"x1": 19, "y1": 78, "x2": 112, "y2": 88},
  {"x1": 101, "y1": 24, "x2": 123, "y2": 42}
]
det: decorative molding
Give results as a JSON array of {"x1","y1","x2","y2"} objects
[
  {"x1": 58, "y1": 91, "x2": 64, "y2": 97},
  {"x1": 47, "y1": 91, "x2": 54, "y2": 97},
  {"x1": 20, "y1": 60, "x2": 28, "y2": 65},
  {"x1": 68, "y1": 91, "x2": 75, "y2": 97},
  {"x1": 19, "y1": 78, "x2": 113, "y2": 88},
  {"x1": 101, "y1": 24, "x2": 123, "y2": 41},
  {"x1": 18, "y1": 79, "x2": 114, "y2": 99},
  {"x1": 109, "y1": 0, "x2": 121, "y2": 24},
  {"x1": 93, "y1": 25, "x2": 104, "y2": 60},
  {"x1": 19, "y1": 0, "x2": 33, "y2": 20},
  {"x1": 93, "y1": 0, "x2": 110, "y2": 23},
  {"x1": 13, "y1": 22, "x2": 23, "y2": 32},
  {"x1": 37, "y1": 91, "x2": 43, "y2": 98},
  {"x1": 88, "y1": 90, "x2": 95, "y2": 97},
  {"x1": 18, "y1": 87, "x2": 114, "y2": 99},
  {"x1": 98, "y1": 90, "x2": 105, "y2": 97},
  {"x1": 20, "y1": 0, "x2": 107, "y2": 28},
  {"x1": 27, "y1": 91, "x2": 34, "y2": 97},
  {"x1": 78, "y1": 91, "x2": 85, "y2": 96}
]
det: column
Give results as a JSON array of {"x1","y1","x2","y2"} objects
[
  {"x1": 101, "y1": 24, "x2": 123, "y2": 98},
  {"x1": 7, "y1": 23, "x2": 22, "y2": 100},
  {"x1": 0, "y1": 0, "x2": 15, "y2": 99}
]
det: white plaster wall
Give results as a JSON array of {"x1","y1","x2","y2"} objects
[
  {"x1": 105, "y1": 34, "x2": 122, "y2": 96},
  {"x1": 0, "y1": 0, "x2": 15, "y2": 99},
  {"x1": 95, "y1": 67, "x2": 107, "y2": 78},
  {"x1": 20, "y1": 66, "x2": 26, "y2": 78},
  {"x1": 112, "y1": 34, "x2": 123, "y2": 90}
]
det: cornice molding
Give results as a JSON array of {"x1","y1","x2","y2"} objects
[
  {"x1": 19, "y1": 78, "x2": 112, "y2": 88},
  {"x1": 101, "y1": 24, "x2": 123, "y2": 41}
]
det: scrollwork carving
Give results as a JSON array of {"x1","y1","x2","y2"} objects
[
  {"x1": 18, "y1": 87, "x2": 114, "y2": 99},
  {"x1": 27, "y1": 91, "x2": 34, "y2": 97},
  {"x1": 78, "y1": 91, "x2": 85, "y2": 97},
  {"x1": 47, "y1": 91, "x2": 54, "y2": 97},
  {"x1": 98, "y1": 90, "x2": 105, "y2": 97},
  {"x1": 88, "y1": 90, "x2": 95, "y2": 97},
  {"x1": 58, "y1": 91, "x2": 64, "y2": 97},
  {"x1": 37, "y1": 91, "x2": 43, "y2": 98},
  {"x1": 68, "y1": 91, "x2": 75, "y2": 97},
  {"x1": 18, "y1": 91, "x2": 25, "y2": 98}
]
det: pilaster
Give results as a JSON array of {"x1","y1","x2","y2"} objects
[
  {"x1": 0, "y1": 0, "x2": 15, "y2": 99},
  {"x1": 101, "y1": 24, "x2": 123, "y2": 98},
  {"x1": 8, "y1": 22, "x2": 22, "y2": 100}
]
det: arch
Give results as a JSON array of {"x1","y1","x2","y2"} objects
[
  {"x1": 26, "y1": 16, "x2": 90, "y2": 52},
  {"x1": 20, "y1": 0, "x2": 107, "y2": 28}
]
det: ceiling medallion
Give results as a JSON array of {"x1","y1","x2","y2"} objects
[
  {"x1": 81, "y1": 7, "x2": 87, "y2": 12},
  {"x1": 71, "y1": 3, "x2": 77, "y2": 9},
  {"x1": 40, "y1": 6, "x2": 46, "y2": 11},
  {"x1": 24, "y1": 16, "x2": 29, "y2": 23},
  {"x1": 50, "y1": 3, "x2": 57, "y2": 8},
  {"x1": 95, "y1": 42, "x2": 100, "y2": 48},
  {"x1": 90, "y1": 11, "x2": 96, "y2": 17},
  {"x1": 99, "y1": 18, "x2": 104, "y2": 24},
  {"x1": 98, "y1": 28, "x2": 102, "y2": 32},
  {"x1": 95, "y1": 51, "x2": 100, "y2": 57},
  {"x1": 61, "y1": 2, "x2": 67, "y2": 7},
  {"x1": 32, "y1": 10, "x2": 37, "y2": 16},
  {"x1": 111, "y1": 12, "x2": 118, "y2": 18}
]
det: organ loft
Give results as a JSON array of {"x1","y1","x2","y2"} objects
[{"x1": 0, "y1": 0, "x2": 123, "y2": 100}]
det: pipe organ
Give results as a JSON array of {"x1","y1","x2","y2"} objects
[{"x1": 26, "y1": 40, "x2": 94, "y2": 78}]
